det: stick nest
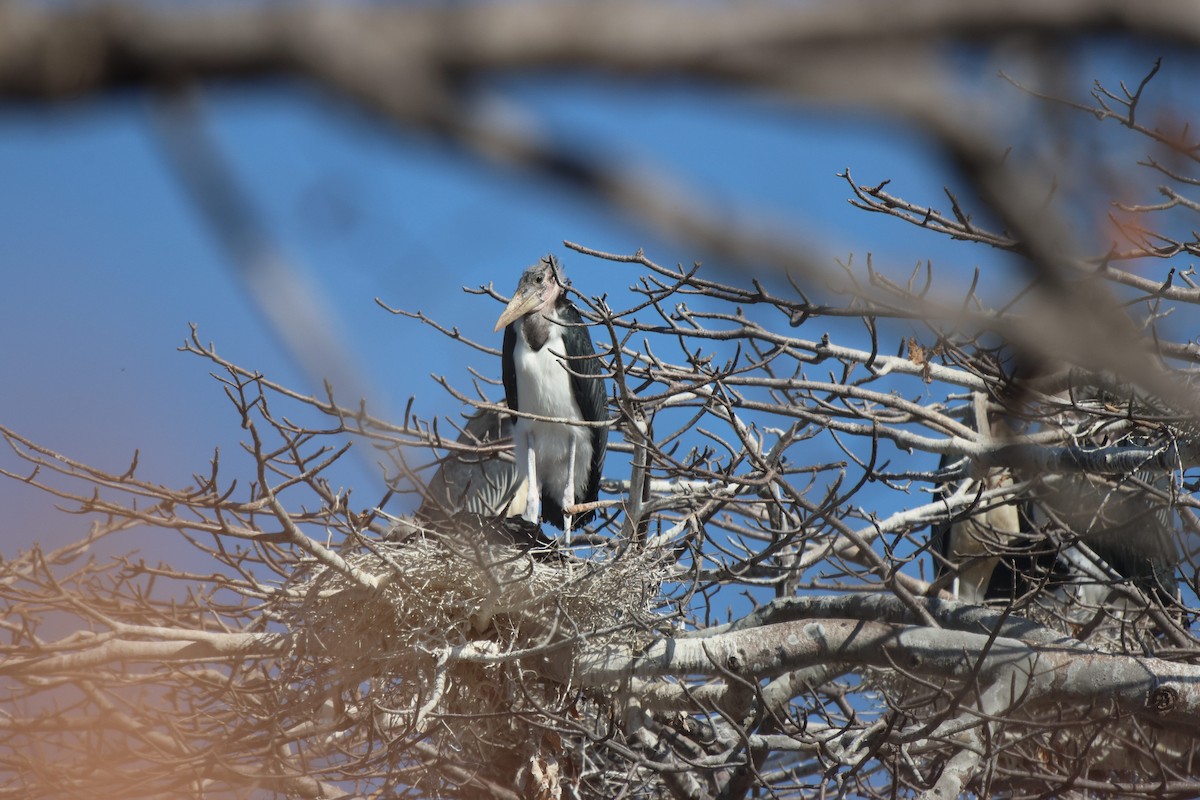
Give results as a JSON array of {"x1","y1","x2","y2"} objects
[{"x1": 271, "y1": 525, "x2": 667, "y2": 794}]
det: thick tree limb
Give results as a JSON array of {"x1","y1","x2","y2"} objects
[{"x1": 570, "y1": 617, "x2": 1200, "y2": 728}]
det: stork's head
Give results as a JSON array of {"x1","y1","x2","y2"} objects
[{"x1": 493, "y1": 256, "x2": 566, "y2": 332}]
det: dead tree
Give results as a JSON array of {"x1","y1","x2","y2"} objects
[{"x1": 4, "y1": 3, "x2": 1200, "y2": 798}]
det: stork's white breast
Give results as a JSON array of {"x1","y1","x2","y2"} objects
[{"x1": 512, "y1": 323, "x2": 594, "y2": 499}]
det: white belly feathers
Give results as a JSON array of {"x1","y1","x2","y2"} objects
[{"x1": 512, "y1": 325, "x2": 593, "y2": 502}]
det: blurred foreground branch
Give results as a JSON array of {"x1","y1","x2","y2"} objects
[{"x1": 5, "y1": 2, "x2": 1200, "y2": 798}]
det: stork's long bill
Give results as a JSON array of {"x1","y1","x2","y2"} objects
[
  {"x1": 494, "y1": 272, "x2": 561, "y2": 332},
  {"x1": 493, "y1": 292, "x2": 541, "y2": 332}
]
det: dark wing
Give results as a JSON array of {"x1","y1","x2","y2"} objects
[
  {"x1": 417, "y1": 409, "x2": 519, "y2": 523},
  {"x1": 502, "y1": 323, "x2": 519, "y2": 412},
  {"x1": 930, "y1": 452, "x2": 956, "y2": 582},
  {"x1": 1059, "y1": 470, "x2": 1178, "y2": 602},
  {"x1": 559, "y1": 300, "x2": 608, "y2": 510},
  {"x1": 411, "y1": 408, "x2": 560, "y2": 556}
]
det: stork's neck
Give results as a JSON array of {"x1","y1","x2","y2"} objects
[{"x1": 520, "y1": 304, "x2": 563, "y2": 352}]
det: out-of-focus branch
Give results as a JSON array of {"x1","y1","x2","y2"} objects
[
  {"x1": 6, "y1": 4, "x2": 1200, "y2": 796},
  {"x1": 152, "y1": 91, "x2": 384, "y2": 418},
  {"x1": 2, "y1": 2, "x2": 1199, "y2": 103},
  {"x1": 0, "y1": 4, "x2": 1188, "y2": 303}
]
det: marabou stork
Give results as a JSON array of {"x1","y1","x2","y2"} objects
[
  {"x1": 933, "y1": 476, "x2": 1179, "y2": 609},
  {"x1": 494, "y1": 256, "x2": 607, "y2": 530},
  {"x1": 931, "y1": 398, "x2": 1178, "y2": 607}
]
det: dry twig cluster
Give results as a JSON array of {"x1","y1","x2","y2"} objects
[{"x1": 5, "y1": 2, "x2": 1200, "y2": 798}]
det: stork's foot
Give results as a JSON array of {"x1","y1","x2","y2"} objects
[{"x1": 502, "y1": 517, "x2": 559, "y2": 556}]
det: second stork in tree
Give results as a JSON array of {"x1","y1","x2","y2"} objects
[{"x1": 494, "y1": 256, "x2": 607, "y2": 531}]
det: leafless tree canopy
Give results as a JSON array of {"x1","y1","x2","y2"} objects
[{"x1": 6, "y1": 2, "x2": 1200, "y2": 798}]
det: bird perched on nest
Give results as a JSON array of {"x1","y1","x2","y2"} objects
[
  {"x1": 931, "y1": 395, "x2": 1178, "y2": 611},
  {"x1": 494, "y1": 255, "x2": 608, "y2": 531}
]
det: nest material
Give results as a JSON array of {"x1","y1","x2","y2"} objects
[{"x1": 277, "y1": 525, "x2": 665, "y2": 795}]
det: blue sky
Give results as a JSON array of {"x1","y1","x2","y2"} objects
[
  {"x1": 0, "y1": 82, "x2": 927, "y2": 536},
  {"x1": 1, "y1": 46, "x2": 1190, "y2": 585}
]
